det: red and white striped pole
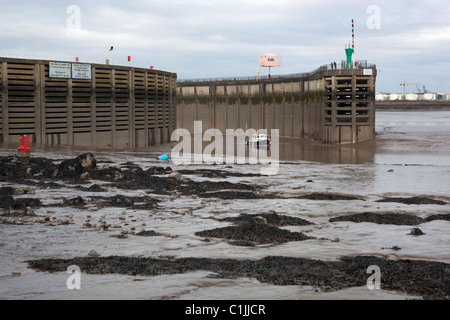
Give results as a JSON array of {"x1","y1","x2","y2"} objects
[{"x1": 352, "y1": 19, "x2": 355, "y2": 68}]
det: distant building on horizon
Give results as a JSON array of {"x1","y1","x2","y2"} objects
[{"x1": 376, "y1": 92, "x2": 449, "y2": 101}]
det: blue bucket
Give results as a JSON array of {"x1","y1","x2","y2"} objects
[{"x1": 157, "y1": 154, "x2": 169, "y2": 161}]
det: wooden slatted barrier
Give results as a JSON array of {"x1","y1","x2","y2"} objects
[{"x1": 0, "y1": 57, "x2": 177, "y2": 148}]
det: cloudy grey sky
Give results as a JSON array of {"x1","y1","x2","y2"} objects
[{"x1": 1, "y1": 0, "x2": 449, "y2": 93}]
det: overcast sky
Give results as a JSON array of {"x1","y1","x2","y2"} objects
[{"x1": 1, "y1": 0, "x2": 449, "y2": 93}]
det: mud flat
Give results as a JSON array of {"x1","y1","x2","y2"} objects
[
  {"x1": 27, "y1": 255, "x2": 450, "y2": 300},
  {"x1": 1, "y1": 151, "x2": 450, "y2": 300}
]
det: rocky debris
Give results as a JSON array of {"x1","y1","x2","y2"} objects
[
  {"x1": 77, "y1": 184, "x2": 105, "y2": 192},
  {"x1": 228, "y1": 240, "x2": 256, "y2": 247},
  {"x1": 382, "y1": 246, "x2": 402, "y2": 251},
  {"x1": 106, "y1": 195, "x2": 134, "y2": 208},
  {"x1": 0, "y1": 195, "x2": 40, "y2": 217},
  {"x1": 0, "y1": 154, "x2": 260, "y2": 198},
  {"x1": 0, "y1": 187, "x2": 16, "y2": 195},
  {"x1": 57, "y1": 153, "x2": 97, "y2": 181},
  {"x1": 329, "y1": 212, "x2": 425, "y2": 226},
  {"x1": 195, "y1": 223, "x2": 314, "y2": 245},
  {"x1": 329, "y1": 211, "x2": 450, "y2": 226},
  {"x1": 296, "y1": 193, "x2": 363, "y2": 201},
  {"x1": 27, "y1": 255, "x2": 450, "y2": 299},
  {"x1": 199, "y1": 191, "x2": 275, "y2": 200},
  {"x1": 409, "y1": 228, "x2": 425, "y2": 236},
  {"x1": 168, "y1": 171, "x2": 182, "y2": 180},
  {"x1": 0, "y1": 215, "x2": 75, "y2": 226},
  {"x1": 90, "y1": 195, "x2": 160, "y2": 210},
  {"x1": 177, "y1": 169, "x2": 261, "y2": 178},
  {"x1": 376, "y1": 197, "x2": 447, "y2": 205},
  {"x1": 220, "y1": 212, "x2": 314, "y2": 226},
  {"x1": 135, "y1": 230, "x2": 163, "y2": 237},
  {"x1": 87, "y1": 249, "x2": 100, "y2": 257},
  {"x1": 0, "y1": 187, "x2": 34, "y2": 196},
  {"x1": 63, "y1": 196, "x2": 86, "y2": 208},
  {"x1": 146, "y1": 167, "x2": 172, "y2": 175},
  {"x1": 425, "y1": 214, "x2": 450, "y2": 222}
]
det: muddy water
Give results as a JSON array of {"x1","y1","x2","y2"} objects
[{"x1": 0, "y1": 111, "x2": 449, "y2": 300}]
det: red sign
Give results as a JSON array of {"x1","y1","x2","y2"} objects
[
  {"x1": 75, "y1": 57, "x2": 79, "y2": 62},
  {"x1": 150, "y1": 66, "x2": 154, "y2": 70},
  {"x1": 128, "y1": 56, "x2": 131, "y2": 62}
]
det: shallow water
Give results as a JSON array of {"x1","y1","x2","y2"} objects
[{"x1": 0, "y1": 111, "x2": 449, "y2": 300}]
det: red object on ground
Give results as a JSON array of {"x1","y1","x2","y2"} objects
[
  {"x1": 18, "y1": 136, "x2": 30, "y2": 152},
  {"x1": 18, "y1": 136, "x2": 31, "y2": 157}
]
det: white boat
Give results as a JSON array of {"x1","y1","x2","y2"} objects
[{"x1": 247, "y1": 131, "x2": 271, "y2": 146}]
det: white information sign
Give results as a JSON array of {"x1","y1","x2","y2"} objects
[
  {"x1": 72, "y1": 63, "x2": 92, "y2": 80},
  {"x1": 49, "y1": 62, "x2": 71, "y2": 79},
  {"x1": 49, "y1": 62, "x2": 92, "y2": 80}
]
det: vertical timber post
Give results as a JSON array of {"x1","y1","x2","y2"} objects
[
  {"x1": 128, "y1": 69, "x2": 135, "y2": 148},
  {"x1": 67, "y1": 77, "x2": 74, "y2": 146},
  {"x1": 144, "y1": 71, "x2": 149, "y2": 147},
  {"x1": 35, "y1": 62, "x2": 46, "y2": 145},
  {"x1": 2, "y1": 62, "x2": 9, "y2": 143},
  {"x1": 90, "y1": 66, "x2": 97, "y2": 148},
  {"x1": 111, "y1": 68, "x2": 116, "y2": 148}
]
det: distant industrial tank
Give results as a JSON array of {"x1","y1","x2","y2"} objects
[{"x1": 257, "y1": 54, "x2": 281, "y2": 78}]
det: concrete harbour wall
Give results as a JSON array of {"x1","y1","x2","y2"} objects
[{"x1": 177, "y1": 67, "x2": 377, "y2": 144}]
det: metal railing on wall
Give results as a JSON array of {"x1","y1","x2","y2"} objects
[{"x1": 178, "y1": 62, "x2": 376, "y2": 84}]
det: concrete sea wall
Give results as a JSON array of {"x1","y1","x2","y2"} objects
[{"x1": 177, "y1": 67, "x2": 377, "y2": 144}]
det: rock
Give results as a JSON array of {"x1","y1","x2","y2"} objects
[
  {"x1": 80, "y1": 172, "x2": 90, "y2": 180},
  {"x1": 63, "y1": 196, "x2": 86, "y2": 208},
  {"x1": 135, "y1": 230, "x2": 163, "y2": 237},
  {"x1": 168, "y1": 171, "x2": 182, "y2": 180},
  {"x1": 108, "y1": 195, "x2": 134, "y2": 208},
  {"x1": 111, "y1": 234, "x2": 128, "y2": 239},
  {"x1": 79, "y1": 153, "x2": 96, "y2": 170},
  {"x1": 388, "y1": 169, "x2": 394, "y2": 173},
  {"x1": 382, "y1": 246, "x2": 402, "y2": 251},
  {"x1": 253, "y1": 216, "x2": 268, "y2": 225},
  {"x1": 12, "y1": 271, "x2": 21, "y2": 277},
  {"x1": 87, "y1": 249, "x2": 100, "y2": 257},
  {"x1": 409, "y1": 228, "x2": 425, "y2": 236},
  {"x1": 57, "y1": 153, "x2": 96, "y2": 180}
]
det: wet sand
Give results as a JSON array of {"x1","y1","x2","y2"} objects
[{"x1": 0, "y1": 111, "x2": 450, "y2": 300}]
